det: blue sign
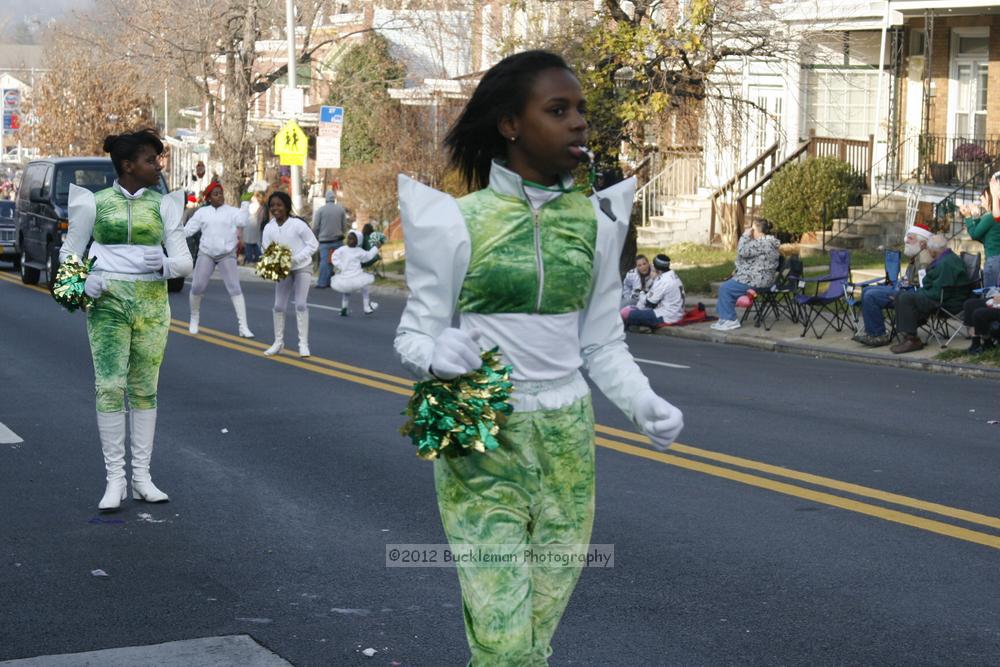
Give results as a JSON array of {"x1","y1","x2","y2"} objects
[{"x1": 320, "y1": 106, "x2": 344, "y2": 124}]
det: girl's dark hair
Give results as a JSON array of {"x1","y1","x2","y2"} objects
[
  {"x1": 102, "y1": 129, "x2": 164, "y2": 175},
  {"x1": 362, "y1": 222, "x2": 374, "y2": 236},
  {"x1": 445, "y1": 50, "x2": 572, "y2": 190},
  {"x1": 267, "y1": 191, "x2": 296, "y2": 218},
  {"x1": 635, "y1": 254, "x2": 648, "y2": 263}
]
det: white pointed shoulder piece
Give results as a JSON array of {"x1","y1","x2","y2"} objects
[
  {"x1": 159, "y1": 189, "x2": 186, "y2": 229},
  {"x1": 62, "y1": 184, "x2": 98, "y2": 261}
]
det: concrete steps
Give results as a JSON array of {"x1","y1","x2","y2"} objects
[{"x1": 637, "y1": 194, "x2": 712, "y2": 246}]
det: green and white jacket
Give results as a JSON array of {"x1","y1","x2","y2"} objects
[
  {"x1": 63, "y1": 182, "x2": 191, "y2": 279},
  {"x1": 395, "y1": 161, "x2": 653, "y2": 418}
]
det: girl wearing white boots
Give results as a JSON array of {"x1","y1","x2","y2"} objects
[
  {"x1": 183, "y1": 181, "x2": 254, "y2": 338},
  {"x1": 61, "y1": 130, "x2": 193, "y2": 511},
  {"x1": 262, "y1": 191, "x2": 318, "y2": 357}
]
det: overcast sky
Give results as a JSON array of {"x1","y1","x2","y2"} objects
[{"x1": 0, "y1": 0, "x2": 90, "y2": 28}]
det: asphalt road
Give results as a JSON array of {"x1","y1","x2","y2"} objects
[{"x1": 1, "y1": 267, "x2": 998, "y2": 666}]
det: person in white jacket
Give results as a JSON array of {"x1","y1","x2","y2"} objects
[
  {"x1": 183, "y1": 182, "x2": 253, "y2": 337},
  {"x1": 622, "y1": 254, "x2": 685, "y2": 328},
  {"x1": 330, "y1": 229, "x2": 380, "y2": 315},
  {"x1": 261, "y1": 191, "x2": 318, "y2": 357},
  {"x1": 60, "y1": 130, "x2": 192, "y2": 511},
  {"x1": 394, "y1": 51, "x2": 683, "y2": 666}
]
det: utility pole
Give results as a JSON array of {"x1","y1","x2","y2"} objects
[{"x1": 285, "y1": 0, "x2": 302, "y2": 212}]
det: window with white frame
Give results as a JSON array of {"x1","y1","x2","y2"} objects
[{"x1": 802, "y1": 69, "x2": 887, "y2": 140}]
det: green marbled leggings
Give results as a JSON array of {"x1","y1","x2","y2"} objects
[
  {"x1": 434, "y1": 395, "x2": 596, "y2": 667},
  {"x1": 86, "y1": 279, "x2": 170, "y2": 413}
]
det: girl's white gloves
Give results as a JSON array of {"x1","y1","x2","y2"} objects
[
  {"x1": 429, "y1": 328, "x2": 482, "y2": 380},
  {"x1": 84, "y1": 273, "x2": 107, "y2": 299},
  {"x1": 143, "y1": 246, "x2": 165, "y2": 272},
  {"x1": 633, "y1": 390, "x2": 684, "y2": 451}
]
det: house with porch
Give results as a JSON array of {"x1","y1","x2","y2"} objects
[{"x1": 639, "y1": 0, "x2": 1000, "y2": 253}]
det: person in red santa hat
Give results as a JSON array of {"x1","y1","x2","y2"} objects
[{"x1": 853, "y1": 221, "x2": 934, "y2": 347}]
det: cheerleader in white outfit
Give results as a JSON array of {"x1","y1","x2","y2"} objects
[
  {"x1": 183, "y1": 181, "x2": 253, "y2": 337},
  {"x1": 261, "y1": 191, "x2": 319, "y2": 357},
  {"x1": 330, "y1": 229, "x2": 380, "y2": 316}
]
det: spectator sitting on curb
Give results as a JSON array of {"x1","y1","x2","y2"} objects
[
  {"x1": 620, "y1": 255, "x2": 685, "y2": 330},
  {"x1": 711, "y1": 219, "x2": 780, "y2": 331},
  {"x1": 853, "y1": 222, "x2": 934, "y2": 347},
  {"x1": 621, "y1": 254, "x2": 655, "y2": 307},
  {"x1": 890, "y1": 234, "x2": 972, "y2": 354}
]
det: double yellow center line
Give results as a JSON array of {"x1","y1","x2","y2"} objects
[{"x1": 3, "y1": 270, "x2": 999, "y2": 550}]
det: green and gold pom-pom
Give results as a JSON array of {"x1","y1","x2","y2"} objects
[
  {"x1": 401, "y1": 347, "x2": 514, "y2": 460},
  {"x1": 256, "y1": 242, "x2": 292, "y2": 281},
  {"x1": 51, "y1": 255, "x2": 95, "y2": 312},
  {"x1": 369, "y1": 231, "x2": 387, "y2": 247}
]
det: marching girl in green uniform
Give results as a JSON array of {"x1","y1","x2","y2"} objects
[
  {"x1": 61, "y1": 130, "x2": 192, "y2": 511},
  {"x1": 394, "y1": 51, "x2": 684, "y2": 666}
]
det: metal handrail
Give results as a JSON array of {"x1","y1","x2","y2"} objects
[
  {"x1": 939, "y1": 158, "x2": 1000, "y2": 244},
  {"x1": 635, "y1": 151, "x2": 705, "y2": 227},
  {"x1": 823, "y1": 134, "x2": 919, "y2": 248}
]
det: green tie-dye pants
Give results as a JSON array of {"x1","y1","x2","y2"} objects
[
  {"x1": 86, "y1": 279, "x2": 170, "y2": 413},
  {"x1": 434, "y1": 395, "x2": 596, "y2": 667}
]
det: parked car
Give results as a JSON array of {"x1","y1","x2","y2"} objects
[
  {"x1": 0, "y1": 199, "x2": 15, "y2": 268},
  {"x1": 14, "y1": 158, "x2": 180, "y2": 290}
]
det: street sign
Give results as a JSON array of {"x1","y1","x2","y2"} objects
[
  {"x1": 274, "y1": 120, "x2": 308, "y2": 167},
  {"x1": 316, "y1": 106, "x2": 343, "y2": 169},
  {"x1": 3, "y1": 89, "x2": 19, "y2": 110},
  {"x1": 282, "y1": 88, "x2": 304, "y2": 115}
]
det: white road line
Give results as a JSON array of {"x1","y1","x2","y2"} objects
[
  {"x1": 633, "y1": 357, "x2": 690, "y2": 370},
  {"x1": 0, "y1": 422, "x2": 24, "y2": 444},
  {"x1": 307, "y1": 302, "x2": 346, "y2": 313}
]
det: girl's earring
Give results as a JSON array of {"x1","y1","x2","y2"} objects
[{"x1": 510, "y1": 136, "x2": 517, "y2": 143}]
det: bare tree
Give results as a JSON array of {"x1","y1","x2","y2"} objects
[
  {"x1": 25, "y1": 35, "x2": 153, "y2": 156},
  {"x1": 52, "y1": 0, "x2": 357, "y2": 202}
]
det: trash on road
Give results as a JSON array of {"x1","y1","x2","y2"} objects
[
  {"x1": 361, "y1": 648, "x2": 377, "y2": 657},
  {"x1": 91, "y1": 569, "x2": 108, "y2": 577},
  {"x1": 221, "y1": 428, "x2": 229, "y2": 434}
]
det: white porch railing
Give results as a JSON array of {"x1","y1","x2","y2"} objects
[{"x1": 635, "y1": 150, "x2": 705, "y2": 227}]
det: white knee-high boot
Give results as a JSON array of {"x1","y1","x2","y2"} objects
[
  {"x1": 231, "y1": 294, "x2": 254, "y2": 338},
  {"x1": 97, "y1": 410, "x2": 128, "y2": 511},
  {"x1": 265, "y1": 310, "x2": 285, "y2": 356},
  {"x1": 296, "y1": 309, "x2": 310, "y2": 357},
  {"x1": 189, "y1": 294, "x2": 202, "y2": 334},
  {"x1": 130, "y1": 408, "x2": 169, "y2": 503},
  {"x1": 362, "y1": 286, "x2": 378, "y2": 314}
]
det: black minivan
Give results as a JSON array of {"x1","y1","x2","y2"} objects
[{"x1": 15, "y1": 157, "x2": 178, "y2": 289}]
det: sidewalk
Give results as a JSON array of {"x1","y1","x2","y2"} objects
[
  {"x1": 228, "y1": 266, "x2": 997, "y2": 380},
  {"x1": 653, "y1": 293, "x2": 1000, "y2": 380}
]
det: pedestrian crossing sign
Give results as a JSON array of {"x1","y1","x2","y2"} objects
[{"x1": 274, "y1": 120, "x2": 308, "y2": 166}]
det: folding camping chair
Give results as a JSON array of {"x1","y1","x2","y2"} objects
[
  {"x1": 845, "y1": 249, "x2": 902, "y2": 337},
  {"x1": 795, "y1": 249, "x2": 853, "y2": 339},
  {"x1": 739, "y1": 255, "x2": 785, "y2": 330}
]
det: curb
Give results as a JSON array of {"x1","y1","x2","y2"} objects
[{"x1": 650, "y1": 324, "x2": 1000, "y2": 381}]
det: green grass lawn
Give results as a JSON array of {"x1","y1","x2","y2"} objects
[{"x1": 936, "y1": 344, "x2": 1000, "y2": 367}]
